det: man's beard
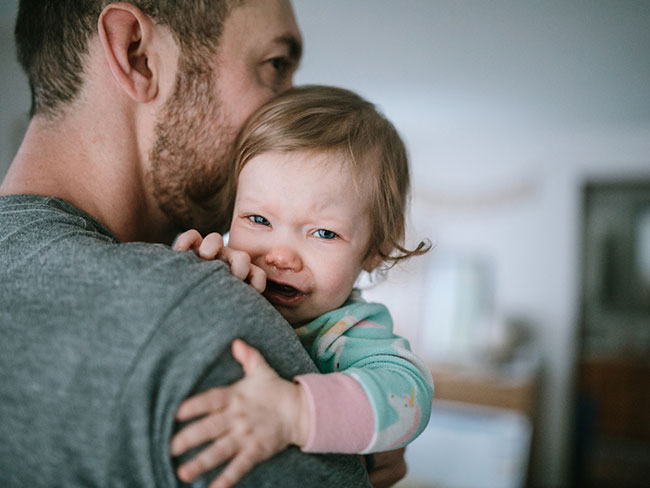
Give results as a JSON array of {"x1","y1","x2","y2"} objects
[{"x1": 148, "y1": 62, "x2": 237, "y2": 235}]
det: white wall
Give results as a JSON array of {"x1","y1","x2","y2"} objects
[{"x1": 290, "y1": 1, "x2": 650, "y2": 486}]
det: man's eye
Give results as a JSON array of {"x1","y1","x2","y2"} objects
[
  {"x1": 248, "y1": 215, "x2": 270, "y2": 226},
  {"x1": 313, "y1": 229, "x2": 338, "y2": 240},
  {"x1": 269, "y1": 57, "x2": 290, "y2": 72},
  {"x1": 259, "y1": 55, "x2": 296, "y2": 91}
]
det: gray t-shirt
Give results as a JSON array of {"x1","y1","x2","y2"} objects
[{"x1": 0, "y1": 194, "x2": 370, "y2": 487}]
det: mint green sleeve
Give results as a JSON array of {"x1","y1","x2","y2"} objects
[{"x1": 296, "y1": 295, "x2": 434, "y2": 453}]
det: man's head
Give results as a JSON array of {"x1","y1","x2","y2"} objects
[
  {"x1": 147, "y1": 0, "x2": 302, "y2": 233},
  {"x1": 14, "y1": 0, "x2": 302, "y2": 235},
  {"x1": 15, "y1": 0, "x2": 241, "y2": 119}
]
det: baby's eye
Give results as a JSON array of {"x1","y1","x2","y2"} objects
[
  {"x1": 313, "y1": 229, "x2": 338, "y2": 240},
  {"x1": 248, "y1": 215, "x2": 270, "y2": 226}
]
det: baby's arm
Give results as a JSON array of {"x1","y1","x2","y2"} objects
[
  {"x1": 296, "y1": 298, "x2": 434, "y2": 454},
  {"x1": 173, "y1": 230, "x2": 266, "y2": 292},
  {"x1": 169, "y1": 301, "x2": 429, "y2": 486}
]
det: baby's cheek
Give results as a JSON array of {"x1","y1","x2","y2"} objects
[
  {"x1": 228, "y1": 232, "x2": 261, "y2": 260},
  {"x1": 321, "y1": 269, "x2": 357, "y2": 306}
]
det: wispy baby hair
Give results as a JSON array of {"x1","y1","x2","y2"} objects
[{"x1": 234, "y1": 84, "x2": 430, "y2": 267}]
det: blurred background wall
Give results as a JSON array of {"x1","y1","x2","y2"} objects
[
  {"x1": 289, "y1": 2, "x2": 650, "y2": 486},
  {"x1": 2, "y1": 1, "x2": 649, "y2": 487},
  {"x1": 0, "y1": 1, "x2": 29, "y2": 177}
]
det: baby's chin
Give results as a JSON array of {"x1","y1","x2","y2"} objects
[
  {"x1": 273, "y1": 306, "x2": 318, "y2": 329},
  {"x1": 284, "y1": 312, "x2": 316, "y2": 329},
  {"x1": 280, "y1": 296, "x2": 354, "y2": 328}
]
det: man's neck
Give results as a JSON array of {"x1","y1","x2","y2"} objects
[{"x1": 0, "y1": 112, "x2": 176, "y2": 244}]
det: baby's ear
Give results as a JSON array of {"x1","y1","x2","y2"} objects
[{"x1": 362, "y1": 252, "x2": 383, "y2": 272}]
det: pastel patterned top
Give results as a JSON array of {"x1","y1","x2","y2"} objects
[{"x1": 294, "y1": 291, "x2": 434, "y2": 453}]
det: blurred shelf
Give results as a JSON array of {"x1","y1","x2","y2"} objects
[{"x1": 428, "y1": 362, "x2": 538, "y2": 420}]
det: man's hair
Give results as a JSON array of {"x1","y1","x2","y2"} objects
[
  {"x1": 15, "y1": 0, "x2": 239, "y2": 118},
  {"x1": 234, "y1": 85, "x2": 430, "y2": 268}
]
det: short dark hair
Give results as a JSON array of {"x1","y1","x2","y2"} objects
[{"x1": 15, "y1": 0, "x2": 239, "y2": 118}]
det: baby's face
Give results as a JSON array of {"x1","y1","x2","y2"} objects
[{"x1": 228, "y1": 150, "x2": 373, "y2": 326}]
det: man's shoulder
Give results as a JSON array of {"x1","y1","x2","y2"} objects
[
  {"x1": 0, "y1": 193, "x2": 274, "y2": 347},
  {"x1": 0, "y1": 193, "x2": 219, "y2": 294}
]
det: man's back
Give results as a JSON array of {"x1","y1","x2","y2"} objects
[{"x1": 0, "y1": 194, "x2": 370, "y2": 487}]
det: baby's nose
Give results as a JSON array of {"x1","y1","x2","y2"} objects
[{"x1": 265, "y1": 245, "x2": 303, "y2": 272}]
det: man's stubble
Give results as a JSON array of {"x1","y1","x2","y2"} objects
[{"x1": 148, "y1": 59, "x2": 238, "y2": 235}]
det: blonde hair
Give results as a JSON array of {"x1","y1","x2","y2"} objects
[{"x1": 233, "y1": 85, "x2": 430, "y2": 267}]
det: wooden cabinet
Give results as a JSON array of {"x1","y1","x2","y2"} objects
[
  {"x1": 578, "y1": 356, "x2": 650, "y2": 440},
  {"x1": 574, "y1": 356, "x2": 650, "y2": 487}
]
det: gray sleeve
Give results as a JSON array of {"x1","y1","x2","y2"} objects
[{"x1": 106, "y1": 269, "x2": 371, "y2": 487}]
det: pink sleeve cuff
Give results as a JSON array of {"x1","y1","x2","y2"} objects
[{"x1": 294, "y1": 372, "x2": 374, "y2": 453}]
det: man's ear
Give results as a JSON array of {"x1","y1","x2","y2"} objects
[{"x1": 98, "y1": 3, "x2": 158, "y2": 102}]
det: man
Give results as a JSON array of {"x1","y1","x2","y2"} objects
[{"x1": 0, "y1": 1, "x2": 375, "y2": 486}]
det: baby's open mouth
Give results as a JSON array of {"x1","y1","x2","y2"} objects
[
  {"x1": 263, "y1": 280, "x2": 306, "y2": 308},
  {"x1": 266, "y1": 280, "x2": 299, "y2": 297}
]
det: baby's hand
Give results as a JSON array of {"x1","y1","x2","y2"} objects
[
  {"x1": 170, "y1": 339, "x2": 311, "y2": 488},
  {"x1": 174, "y1": 230, "x2": 266, "y2": 293}
]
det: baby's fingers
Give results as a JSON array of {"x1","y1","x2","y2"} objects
[
  {"x1": 209, "y1": 451, "x2": 258, "y2": 488},
  {"x1": 219, "y1": 248, "x2": 265, "y2": 291},
  {"x1": 220, "y1": 248, "x2": 252, "y2": 281},
  {"x1": 177, "y1": 436, "x2": 238, "y2": 483},
  {"x1": 176, "y1": 388, "x2": 229, "y2": 421},
  {"x1": 173, "y1": 229, "x2": 203, "y2": 251},
  {"x1": 198, "y1": 233, "x2": 224, "y2": 260},
  {"x1": 247, "y1": 264, "x2": 266, "y2": 293},
  {"x1": 171, "y1": 413, "x2": 229, "y2": 456}
]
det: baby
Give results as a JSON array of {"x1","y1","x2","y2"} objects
[{"x1": 170, "y1": 85, "x2": 434, "y2": 488}]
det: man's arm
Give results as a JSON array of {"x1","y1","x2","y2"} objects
[{"x1": 106, "y1": 267, "x2": 371, "y2": 487}]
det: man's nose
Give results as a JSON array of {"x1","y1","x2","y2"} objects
[{"x1": 265, "y1": 245, "x2": 302, "y2": 272}]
